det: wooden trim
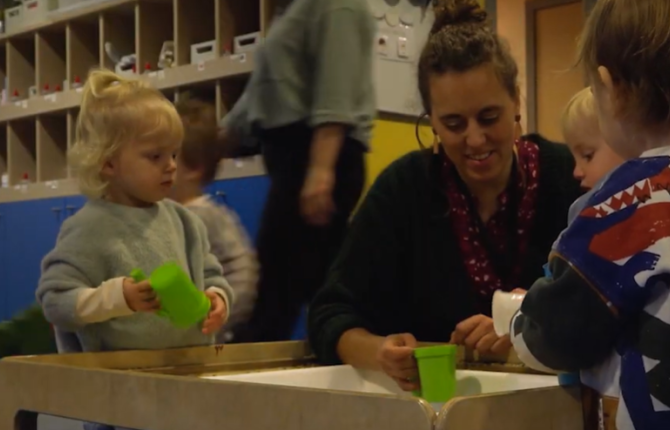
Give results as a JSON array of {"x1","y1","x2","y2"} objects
[{"x1": 486, "y1": 0, "x2": 497, "y2": 31}]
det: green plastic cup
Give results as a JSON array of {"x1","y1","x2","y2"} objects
[
  {"x1": 131, "y1": 262, "x2": 211, "y2": 328},
  {"x1": 413, "y1": 345, "x2": 457, "y2": 403}
]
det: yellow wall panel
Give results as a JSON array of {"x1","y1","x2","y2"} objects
[{"x1": 364, "y1": 117, "x2": 432, "y2": 190}]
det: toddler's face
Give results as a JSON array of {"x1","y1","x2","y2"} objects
[
  {"x1": 566, "y1": 125, "x2": 624, "y2": 189},
  {"x1": 105, "y1": 139, "x2": 179, "y2": 206}
]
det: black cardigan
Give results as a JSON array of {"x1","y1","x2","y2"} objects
[{"x1": 308, "y1": 134, "x2": 583, "y2": 364}]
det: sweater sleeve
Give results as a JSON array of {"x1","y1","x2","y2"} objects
[
  {"x1": 191, "y1": 213, "x2": 235, "y2": 313},
  {"x1": 188, "y1": 201, "x2": 257, "y2": 328},
  {"x1": 308, "y1": 163, "x2": 408, "y2": 364},
  {"x1": 509, "y1": 254, "x2": 621, "y2": 373},
  {"x1": 309, "y1": 7, "x2": 372, "y2": 127},
  {"x1": 37, "y1": 220, "x2": 132, "y2": 331}
]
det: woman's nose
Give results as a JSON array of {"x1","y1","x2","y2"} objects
[
  {"x1": 573, "y1": 166, "x2": 584, "y2": 181},
  {"x1": 465, "y1": 125, "x2": 486, "y2": 148}
]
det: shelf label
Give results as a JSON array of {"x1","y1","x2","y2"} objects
[
  {"x1": 197, "y1": 61, "x2": 205, "y2": 71},
  {"x1": 148, "y1": 71, "x2": 157, "y2": 78},
  {"x1": 44, "y1": 94, "x2": 57, "y2": 103},
  {"x1": 231, "y1": 54, "x2": 247, "y2": 63},
  {"x1": 157, "y1": 70, "x2": 166, "y2": 80},
  {"x1": 76, "y1": 87, "x2": 83, "y2": 93}
]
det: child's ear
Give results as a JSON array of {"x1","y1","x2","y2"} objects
[
  {"x1": 596, "y1": 66, "x2": 621, "y2": 114},
  {"x1": 101, "y1": 158, "x2": 116, "y2": 177}
]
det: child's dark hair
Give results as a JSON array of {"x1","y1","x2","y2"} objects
[
  {"x1": 578, "y1": 0, "x2": 670, "y2": 128},
  {"x1": 175, "y1": 98, "x2": 224, "y2": 185},
  {"x1": 418, "y1": 0, "x2": 518, "y2": 114}
]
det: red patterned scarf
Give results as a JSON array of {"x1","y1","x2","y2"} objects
[{"x1": 443, "y1": 139, "x2": 540, "y2": 301}]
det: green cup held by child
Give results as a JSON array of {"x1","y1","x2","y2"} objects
[
  {"x1": 131, "y1": 262, "x2": 211, "y2": 328},
  {"x1": 412, "y1": 344, "x2": 457, "y2": 403}
]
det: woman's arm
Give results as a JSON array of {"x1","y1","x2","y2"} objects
[
  {"x1": 337, "y1": 328, "x2": 386, "y2": 370},
  {"x1": 308, "y1": 161, "x2": 409, "y2": 365}
]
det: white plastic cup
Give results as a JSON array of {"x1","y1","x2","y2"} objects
[{"x1": 492, "y1": 290, "x2": 526, "y2": 336}]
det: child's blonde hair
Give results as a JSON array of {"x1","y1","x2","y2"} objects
[
  {"x1": 561, "y1": 87, "x2": 596, "y2": 140},
  {"x1": 69, "y1": 69, "x2": 184, "y2": 198},
  {"x1": 578, "y1": 0, "x2": 670, "y2": 129}
]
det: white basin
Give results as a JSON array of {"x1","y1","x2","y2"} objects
[{"x1": 204, "y1": 365, "x2": 558, "y2": 402}]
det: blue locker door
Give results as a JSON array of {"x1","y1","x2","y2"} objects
[
  {"x1": 210, "y1": 176, "x2": 270, "y2": 242},
  {"x1": 4, "y1": 197, "x2": 65, "y2": 319},
  {"x1": 0, "y1": 203, "x2": 8, "y2": 321}
]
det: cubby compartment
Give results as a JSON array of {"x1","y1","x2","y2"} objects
[
  {"x1": 216, "y1": 0, "x2": 261, "y2": 56},
  {"x1": 0, "y1": 124, "x2": 8, "y2": 188},
  {"x1": 36, "y1": 26, "x2": 67, "y2": 95},
  {"x1": 66, "y1": 108, "x2": 79, "y2": 178},
  {"x1": 8, "y1": 119, "x2": 37, "y2": 185},
  {"x1": 136, "y1": 0, "x2": 174, "y2": 73},
  {"x1": 37, "y1": 113, "x2": 68, "y2": 182},
  {"x1": 66, "y1": 17, "x2": 101, "y2": 89},
  {"x1": 7, "y1": 37, "x2": 36, "y2": 102},
  {"x1": 100, "y1": 7, "x2": 136, "y2": 74},
  {"x1": 217, "y1": 78, "x2": 247, "y2": 120},
  {"x1": 0, "y1": 42, "x2": 7, "y2": 105},
  {"x1": 179, "y1": 82, "x2": 218, "y2": 106},
  {"x1": 174, "y1": 0, "x2": 216, "y2": 66}
]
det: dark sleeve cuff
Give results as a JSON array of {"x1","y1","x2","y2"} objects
[{"x1": 308, "y1": 313, "x2": 372, "y2": 365}]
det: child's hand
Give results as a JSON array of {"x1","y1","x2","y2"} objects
[
  {"x1": 122, "y1": 278, "x2": 160, "y2": 312},
  {"x1": 202, "y1": 290, "x2": 228, "y2": 335}
]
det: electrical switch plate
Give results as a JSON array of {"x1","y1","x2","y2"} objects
[{"x1": 397, "y1": 36, "x2": 409, "y2": 58}]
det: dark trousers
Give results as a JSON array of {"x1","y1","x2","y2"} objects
[{"x1": 234, "y1": 123, "x2": 365, "y2": 343}]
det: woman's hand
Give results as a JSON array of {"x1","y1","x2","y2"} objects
[
  {"x1": 375, "y1": 333, "x2": 420, "y2": 392},
  {"x1": 450, "y1": 314, "x2": 512, "y2": 355},
  {"x1": 300, "y1": 166, "x2": 336, "y2": 226}
]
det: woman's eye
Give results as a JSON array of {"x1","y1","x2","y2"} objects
[
  {"x1": 445, "y1": 120, "x2": 466, "y2": 132},
  {"x1": 479, "y1": 115, "x2": 499, "y2": 125}
]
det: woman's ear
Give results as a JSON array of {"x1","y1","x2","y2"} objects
[{"x1": 514, "y1": 85, "x2": 521, "y2": 112}]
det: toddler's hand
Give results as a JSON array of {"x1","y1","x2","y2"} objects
[
  {"x1": 202, "y1": 290, "x2": 228, "y2": 335},
  {"x1": 122, "y1": 278, "x2": 160, "y2": 312}
]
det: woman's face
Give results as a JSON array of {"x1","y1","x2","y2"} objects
[{"x1": 428, "y1": 64, "x2": 519, "y2": 189}]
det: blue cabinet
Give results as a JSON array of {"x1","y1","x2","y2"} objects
[
  {"x1": 2, "y1": 196, "x2": 86, "y2": 321},
  {"x1": 207, "y1": 176, "x2": 270, "y2": 242},
  {"x1": 0, "y1": 176, "x2": 268, "y2": 322}
]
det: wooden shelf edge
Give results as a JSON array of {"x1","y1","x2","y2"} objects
[
  {"x1": 0, "y1": 155, "x2": 266, "y2": 203},
  {"x1": 0, "y1": 54, "x2": 254, "y2": 123},
  {"x1": 0, "y1": 0, "x2": 140, "y2": 43}
]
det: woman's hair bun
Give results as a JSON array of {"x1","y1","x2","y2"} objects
[{"x1": 430, "y1": 0, "x2": 488, "y2": 35}]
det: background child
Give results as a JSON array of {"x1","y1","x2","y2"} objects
[
  {"x1": 36, "y1": 69, "x2": 233, "y2": 355},
  {"x1": 562, "y1": 87, "x2": 624, "y2": 190},
  {"x1": 171, "y1": 98, "x2": 259, "y2": 343},
  {"x1": 504, "y1": 1, "x2": 670, "y2": 429}
]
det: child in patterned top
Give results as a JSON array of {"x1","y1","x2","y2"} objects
[{"x1": 499, "y1": 2, "x2": 670, "y2": 429}]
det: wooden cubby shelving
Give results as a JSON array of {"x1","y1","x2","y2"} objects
[
  {"x1": 0, "y1": 0, "x2": 283, "y2": 196},
  {"x1": 8, "y1": 119, "x2": 37, "y2": 185},
  {"x1": 37, "y1": 113, "x2": 68, "y2": 182}
]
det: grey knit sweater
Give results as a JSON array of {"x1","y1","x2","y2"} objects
[{"x1": 37, "y1": 198, "x2": 234, "y2": 352}]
